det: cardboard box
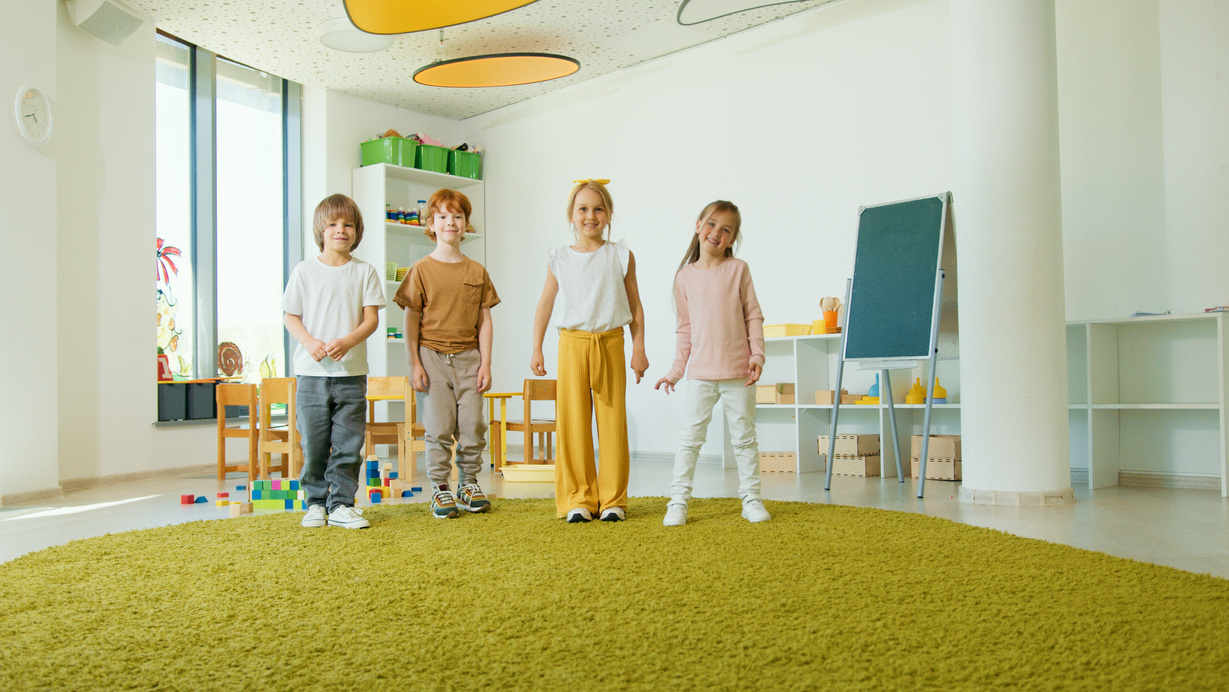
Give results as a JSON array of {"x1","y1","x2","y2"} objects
[
  {"x1": 819, "y1": 434, "x2": 880, "y2": 457},
  {"x1": 763, "y1": 324, "x2": 812, "y2": 338},
  {"x1": 759, "y1": 452, "x2": 796, "y2": 473},
  {"x1": 832, "y1": 455, "x2": 881, "y2": 477},
  {"x1": 758, "y1": 383, "x2": 795, "y2": 404},
  {"x1": 815, "y1": 389, "x2": 850, "y2": 405},
  {"x1": 911, "y1": 435, "x2": 962, "y2": 461},
  {"x1": 910, "y1": 457, "x2": 962, "y2": 480}
]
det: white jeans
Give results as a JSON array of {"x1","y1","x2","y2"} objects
[{"x1": 670, "y1": 378, "x2": 761, "y2": 502}]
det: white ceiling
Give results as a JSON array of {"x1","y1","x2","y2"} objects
[{"x1": 121, "y1": 0, "x2": 837, "y2": 120}]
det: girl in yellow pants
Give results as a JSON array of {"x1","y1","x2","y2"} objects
[{"x1": 531, "y1": 179, "x2": 648, "y2": 522}]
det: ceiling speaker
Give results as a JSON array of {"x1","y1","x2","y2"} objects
[{"x1": 66, "y1": 0, "x2": 144, "y2": 45}]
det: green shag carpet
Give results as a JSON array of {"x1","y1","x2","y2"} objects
[{"x1": 2, "y1": 498, "x2": 1228, "y2": 690}]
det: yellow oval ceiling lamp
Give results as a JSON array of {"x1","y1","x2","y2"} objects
[
  {"x1": 345, "y1": 0, "x2": 540, "y2": 34},
  {"x1": 414, "y1": 53, "x2": 580, "y2": 88}
]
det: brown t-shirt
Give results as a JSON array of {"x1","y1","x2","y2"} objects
[{"x1": 394, "y1": 255, "x2": 500, "y2": 354}]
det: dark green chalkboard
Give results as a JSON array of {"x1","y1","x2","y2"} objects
[{"x1": 843, "y1": 195, "x2": 949, "y2": 362}]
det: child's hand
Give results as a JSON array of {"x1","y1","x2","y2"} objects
[
  {"x1": 477, "y1": 363, "x2": 492, "y2": 394},
  {"x1": 530, "y1": 351, "x2": 547, "y2": 376},
  {"x1": 630, "y1": 351, "x2": 649, "y2": 384},
  {"x1": 324, "y1": 338, "x2": 352, "y2": 361},
  {"x1": 654, "y1": 376, "x2": 677, "y2": 394},
  {"x1": 411, "y1": 364, "x2": 429, "y2": 392},
  {"x1": 745, "y1": 362, "x2": 763, "y2": 386},
  {"x1": 304, "y1": 338, "x2": 328, "y2": 362}
]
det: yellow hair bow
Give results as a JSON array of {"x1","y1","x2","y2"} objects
[{"x1": 572, "y1": 178, "x2": 610, "y2": 185}]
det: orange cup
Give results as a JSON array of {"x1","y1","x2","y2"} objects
[{"x1": 823, "y1": 310, "x2": 838, "y2": 331}]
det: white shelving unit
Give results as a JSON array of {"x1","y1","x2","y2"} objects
[
  {"x1": 351, "y1": 163, "x2": 486, "y2": 379},
  {"x1": 1067, "y1": 313, "x2": 1229, "y2": 496},
  {"x1": 725, "y1": 333, "x2": 961, "y2": 475}
]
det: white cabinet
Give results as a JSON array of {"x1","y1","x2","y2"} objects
[
  {"x1": 1067, "y1": 314, "x2": 1229, "y2": 496},
  {"x1": 727, "y1": 333, "x2": 961, "y2": 475},
  {"x1": 351, "y1": 163, "x2": 486, "y2": 379}
]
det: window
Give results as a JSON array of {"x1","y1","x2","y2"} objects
[{"x1": 155, "y1": 32, "x2": 301, "y2": 385}]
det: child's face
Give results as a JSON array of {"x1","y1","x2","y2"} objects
[
  {"x1": 321, "y1": 215, "x2": 358, "y2": 254},
  {"x1": 430, "y1": 204, "x2": 467, "y2": 244},
  {"x1": 695, "y1": 209, "x2": 738, "y2": 258},
  {"x1": 570, "y1": 188, "x2": 609, "y2": 242}
]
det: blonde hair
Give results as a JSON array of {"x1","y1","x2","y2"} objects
[
  {"x1": 566, "y1": 180, "x2": 614, "y2": 241},
  {"x1": 423, "y1": 188, "x2": 472, "y2": 241},
  {"x1": 676, "y1": 200, "x2": 742, "y2": 273},
  {"x1": 312, "y1": 194, "x2": 364, "y2": 252}
]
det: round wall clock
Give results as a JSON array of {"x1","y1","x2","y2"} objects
[{"x1": 14, "y1": 84, "x2": 53, "y2": 146}]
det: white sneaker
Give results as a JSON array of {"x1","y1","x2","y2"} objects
[
  {"x1": 566, "y1": 508, "x2": 593, "y2": 523},
  {"x1": 663, "y1": 502, "x2": 687, "y2": 527},
  {"x1": 741, "y1": 499, "x2": 771, "y2": 523},
  {"x1": 327, "y1": 505, "x2": 370, "y2": 529},
  {"x1": 599, "y1": 507, "x2": 625, "y2": 522},
  {"x1": 301, "y1": 505, "x2": 327, "y2": 528}
]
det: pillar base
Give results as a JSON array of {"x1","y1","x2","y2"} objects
[{"x1": 959, "y1": 486, "x2": 1075, "y2": 506}]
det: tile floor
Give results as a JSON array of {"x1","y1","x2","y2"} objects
[{"x1": 2, "y1": 458, "x2": 1227, "y2": 579}]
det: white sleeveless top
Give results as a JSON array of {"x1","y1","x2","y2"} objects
[{"x1": 548, "y1": 239, "x2": 632, "y2": 333}]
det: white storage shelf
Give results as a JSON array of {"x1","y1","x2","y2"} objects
[
  {"x1": 351, "y1": 163, "x2": 486, "y2": 381},
  {"x1": 726, "y1": 333, "x2": 961, "y2": 476},
  {"x1": 1067, "y1": 313, "x2": 1228, "y2": 496}
]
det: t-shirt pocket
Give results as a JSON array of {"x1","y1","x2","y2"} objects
[{"x1": 462, "y1": 279, "x2": 484, "y2": 305}]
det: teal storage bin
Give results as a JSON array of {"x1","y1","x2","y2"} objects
[
  {"x1": 415, "y1": 144, "x2": 449, "y2": 173},
  {"x1": 448, "y1": 150, "x2": 482, "y2": 179},
  {"x1": 360, "y1": 137, "x2": 416, "y2": 166}
]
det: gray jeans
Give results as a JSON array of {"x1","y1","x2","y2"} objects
[
  {"x1": 296, "y1": 375, "x2": 366, "y2": 511},
  {"x1": 419, "y1": 347, "x2": 487, "y2": 487}
]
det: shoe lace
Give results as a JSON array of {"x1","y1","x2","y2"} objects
[
  {"x1": 336, "y1": 506, "x2": 363, "y2": 519},
  {"x1": 433, "y1": 490, "x2": 455, "y2": 506},
  {"x1": 460, "y1": 483, "x2": 483, "y2": 497}
]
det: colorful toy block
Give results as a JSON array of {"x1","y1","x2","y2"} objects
[
  {"x1": 180, "y1": 494, "x2": 195, "y2": 504},
  {"x1": 193, "y1": 496, "x2": 208, "y2": 503}
]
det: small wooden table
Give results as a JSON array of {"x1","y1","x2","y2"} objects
[{"x1": 483, "y1": 391, "x2": 518, "y2": 469}]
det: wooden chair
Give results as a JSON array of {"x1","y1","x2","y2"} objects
[
  {"x1": 365, "y1": 375, "x2": 425, "y2": 481},
  {"x1": 216, "y1": 383, "x2": 259, "y2": 481},
  {"x1": 257, "y1": 377, "x2": 302, "y2": 479},
  {"x1": 490, "y1": 379, "x2": 557, "y2": 473}
]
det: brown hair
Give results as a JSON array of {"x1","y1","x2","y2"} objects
[
  {"x1": 423, "y1": 188, "x2": 473, "y2": 241},
  {"x1": 676, "y1": 200, "x2": 742, "y2": 273},
  {"x1": 312, "y1": 193, "x2": 364, "y2": 252},
  {"x1": 566, "y1": 180, "x2": 615, "y2": 241}
]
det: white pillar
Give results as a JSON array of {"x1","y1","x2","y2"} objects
[{"x1": 950, "y1": 0, "x2": 1073, "y2": 505}]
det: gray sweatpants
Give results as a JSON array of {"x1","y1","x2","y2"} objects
[{"x1": 419, "y1": 347, "x2": 487, "y2": 487}]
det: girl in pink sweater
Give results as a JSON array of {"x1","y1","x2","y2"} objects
[{"x1": 654, "y1": 201, "x2": 769, "y2": 525}]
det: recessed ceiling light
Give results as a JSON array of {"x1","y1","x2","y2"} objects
[
  {"x1": 677, "y1": 0, "x2": 814, "y2": 26},
  {"x1": 319, "y1": 17, "x2": 394, "y2": 53},
  {"x1": 414, "y1": 53, "x2": 580, "y2": 88},
  {"x1": 345, "y1": 0, "x2": 540, "y2": 34}
]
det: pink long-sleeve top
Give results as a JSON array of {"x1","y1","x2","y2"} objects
[{"x1": 664, "y1": 258, "x2": 765, "y2": 383}]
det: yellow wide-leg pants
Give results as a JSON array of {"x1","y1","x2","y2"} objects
[{"x1": 555, "y1": 328, "x2": 629, "y2": 518}]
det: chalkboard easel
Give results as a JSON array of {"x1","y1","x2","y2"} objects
[{"x1": 823, "y1": 192, "x2": 956, "y2": 498}]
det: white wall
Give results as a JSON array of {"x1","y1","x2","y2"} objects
[
  {"x1": 1058, "y1": 0, "x2": 1229, "y2": 320},
  {"x1": 0, "y1": 0, "x2": 61, "y2": 500},
  {"x1": 468, "y1": 0, "x2": 953, "y2": 458}
]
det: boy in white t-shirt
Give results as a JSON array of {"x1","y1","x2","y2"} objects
[{"x1": 282, "y1": 194, "x2": 386, "y2": 529}]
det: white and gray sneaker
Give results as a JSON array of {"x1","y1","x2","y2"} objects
[
  {"x1": 566, "y1": 508, "x2": 593, "y2": 523},
  {"x1": 663, "y1": 501, "x2": 688, "y2": 527},
  {"x1": 741, "y1": 499, "x2": 771, "y2": 523},
  {"x1": 301, "y1": 505, "x2": 327, "y2": 528},
  {"x1": 327, "y1": 505, "x2": 370, "y2": 529},
  {"x1": 599, "y1": 507, "x2": 625, "y2": 522}
]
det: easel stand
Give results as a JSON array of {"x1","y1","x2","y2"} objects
[{"x1": 824, "y1": 271, "x2": 946, "y2": 498}]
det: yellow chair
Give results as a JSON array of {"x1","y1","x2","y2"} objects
[
  {"x1": 490, "y1": 379, "x2": 557, "y2": 473},
  {"x1": 257, "y1": 377, "x2": 302, "y2": 479},
  {"x1": 216, "y1": 383, "x2": 259, "y2": 481}
]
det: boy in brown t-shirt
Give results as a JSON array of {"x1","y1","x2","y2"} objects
[{"x1": 395, "y1": 188, "x2": 500, "y2": 519}]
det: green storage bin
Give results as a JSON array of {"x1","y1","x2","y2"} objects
[
  {"x1": 360, "y1": 137, "x2": 416, "y2": 166},
  {"x1": 415, "y1": 144, "x2": 449, "y2": 173},
  {"x1": 448, "y1": 150, "x2": 482, "y2": 179}
]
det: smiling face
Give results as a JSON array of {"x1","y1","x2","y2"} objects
[
  {"x1": 570, "y1": 187, "x2": 610, "y2": 242},
  {"x1": 321, "y1": 215, "x2": 359, "y2": 254},
  {"x1": 695, "y1": 208, "x2": 739, "y2": 259},
  {"x1": 429, "y1": 204, "x2": 467, "y2": 245}
]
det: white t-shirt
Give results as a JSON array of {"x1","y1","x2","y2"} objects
[
  {"x1": 548, "y1": 239, "x2": 632, "y2": 333},
  {"x1": 281, "y1": 256, "x2": 386, "y2": 377}
]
